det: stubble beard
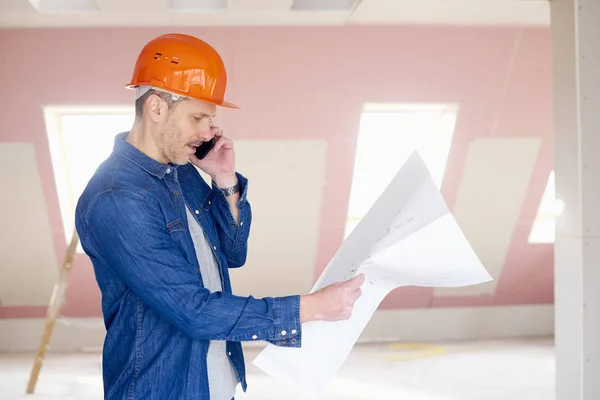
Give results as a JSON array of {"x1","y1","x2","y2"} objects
[{"x1": 158, "y1": 115, "x2": 188, "y2": 166}]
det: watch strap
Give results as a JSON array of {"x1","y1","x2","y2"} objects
[{"x1": 220, "y1": 183, "x2": 240, "y2": 197}]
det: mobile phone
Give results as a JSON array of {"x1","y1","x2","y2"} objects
[{"x1": 194, "y1": 138, "x2": 215, "y2": 160}]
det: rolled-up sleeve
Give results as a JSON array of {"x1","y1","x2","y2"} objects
[{"x1": 81, "y1": 188, "x2": 300, "y2": 347}]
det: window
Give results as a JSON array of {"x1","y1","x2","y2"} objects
[
  {"x1": 44, "y1": 106, "x2": 135, "y2": 252},
  {"x1": 345, "y1": 103, "x2": 458, "y2": 237},
  {"x1": 528, "y1": 171, "x2": 564, "y2": 244}
]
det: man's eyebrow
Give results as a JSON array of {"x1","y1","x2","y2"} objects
[{"x1": 190, "y1": 112, "x2": 216, "y2": 118}]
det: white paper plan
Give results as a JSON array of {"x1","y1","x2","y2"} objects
[{"x1": 252, "y1": 151, "x2": 493, "y2": 398}]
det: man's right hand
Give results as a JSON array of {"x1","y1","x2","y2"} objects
[{"x1": 299, "y1": 273, "x2": 365, "y2": 323}]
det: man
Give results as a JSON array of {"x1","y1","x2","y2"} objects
[{"x1": 75, "y1": 33, "x2": 364, "y2": 400}]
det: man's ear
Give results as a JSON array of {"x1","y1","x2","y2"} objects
[{"x1": 145, "y1": 94, "x2": 167, "y2": 123}]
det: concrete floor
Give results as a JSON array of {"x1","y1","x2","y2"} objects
[{"x1": 0, "y1": 337, "x2": 554, "y2": 400}]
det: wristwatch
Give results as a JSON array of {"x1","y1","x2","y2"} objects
[{"x1": 220, "y1": 183, "x2": 240, "y2": 197}]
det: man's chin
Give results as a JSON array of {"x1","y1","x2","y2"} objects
[{"x1": 167, "y1": 156, "x2": 190, "y2": 166}]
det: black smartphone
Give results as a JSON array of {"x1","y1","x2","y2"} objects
[{"x1": 194, "y1": 138, "x2": 215, "y2": 160}]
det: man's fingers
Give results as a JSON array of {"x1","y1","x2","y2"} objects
[
  {"x1": 211, "y1": 126, "x2": 224, "y2": 138},
  {"x1": 210, "y1": 126, "x2": 232, "y2": 150},
  {"x1": 213, "y1": 135, "x2": 233, "y2": 151},
  {"x1": 345, "y1": 273, "x2": 364, "y2": 290}
]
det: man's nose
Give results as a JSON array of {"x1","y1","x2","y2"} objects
[{"x1": 199, "y1": 120, "x2": 213, "y2": 137}]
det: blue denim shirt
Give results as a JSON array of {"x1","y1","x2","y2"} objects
[{"x1": 75, "y1": 132, "x2": 302, "y2": 399}]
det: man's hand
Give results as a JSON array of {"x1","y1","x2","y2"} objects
[
  {"x1": 300, "y1": 274, "x2": 365, "y2": 323},
  {"x1": 190, "y1": 125, "x2": 237, "y2": 188}
]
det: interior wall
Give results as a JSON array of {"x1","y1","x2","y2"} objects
[{"x1": 0, "y1": 25, "x2": 554, "y2": 350}]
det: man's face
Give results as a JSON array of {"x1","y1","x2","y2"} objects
[{"x1": 155, "y1": 96, "x2": 218, "y2": 165}]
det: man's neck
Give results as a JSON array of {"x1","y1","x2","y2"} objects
[{"x1": 126, "y1": 120, "x2": 168, "y2": 164}]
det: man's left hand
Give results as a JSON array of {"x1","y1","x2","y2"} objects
[{"x1": 190, "y1": 126, "x2": 238, "y2": 188}]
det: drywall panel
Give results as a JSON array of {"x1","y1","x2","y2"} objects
[
  {"x1": 0, "y1": 317, "x2": 106, "y2": 352},
  {"x1": 0, "y1": 143, "x2": 58, "y2": 305},
  {"x1": 434, "y1": 137, "x2": 541, "y2": 296},
  {"x1": 359, "y1": 304, "x2": 554, "y2": 342},
  {"x1": 227, "y1": 140, "x2": 327, "y2": 297}
]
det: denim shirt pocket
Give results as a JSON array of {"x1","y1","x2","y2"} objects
[
  {"x1": 165, "y1": 218, "x2": 198, "y2": 269},
  {"x1": 166, "y1": 218, "x2": 186, "y2": 233}
]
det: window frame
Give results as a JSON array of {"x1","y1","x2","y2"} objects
[
  {"x1": 344, "y1": 102, "x2": 459, "y2": 237},
  {"x1": 43, "y1": 105, "x2": 135, "y2": 250}
]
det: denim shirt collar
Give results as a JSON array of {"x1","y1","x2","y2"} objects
[{"x1": 112, "y1": 131, "x2": 180, "y2": 179}]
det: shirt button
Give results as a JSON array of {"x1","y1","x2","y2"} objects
[
  {"x1": 173, "y1": 191, "x2": 179, "y2": 196},
  {"x1": 252, "y1": 335, "x2": 258, "y2": 340},
  {"x1": 291, "y1": 329, "x2": 297, "y2": 335},
  {"x1": 228, "y1": 351, "x2": 232, "y2": 356},
  {"x1": 208, "y1": 200, "x2": 211, "y2": 205},
  {"x1": 195, "y1": 210, "x2": 199, "y2": 214},
  {"x1": 166, "y1": 168, "x2": 171, "y2": 173},
  {"x1": 213, "y1": 246, "x2": 217, "y2": 251},
  {"x1": 240, "y1": 221, "x2": 243, "y2": 226},
  {"x1": 281, "y1": 330, "x2": 286, "y2": 336}
]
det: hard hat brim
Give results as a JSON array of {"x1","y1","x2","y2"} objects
[
  {"x1": 218, "y1": 100, "x2": 240, "y2": 109},
  {"x1": 126, "y1": 83, "x2": 240, "y2": 110}
]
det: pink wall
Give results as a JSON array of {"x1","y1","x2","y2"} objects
[{"x1": 0, "y1": 25, "x2": 553, "y2": 318}]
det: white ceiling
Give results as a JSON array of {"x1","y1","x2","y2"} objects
[{"x1": 0, "y1": 0, "x2": 550, "y2": 28}]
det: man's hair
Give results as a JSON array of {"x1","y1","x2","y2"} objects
[{"x1": 134, "y1": 89, "x2": 185, "y2": 119}]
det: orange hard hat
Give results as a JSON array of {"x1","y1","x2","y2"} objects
[{"x1": 126, "y1": 33, "x2": 239, "y2": 109}]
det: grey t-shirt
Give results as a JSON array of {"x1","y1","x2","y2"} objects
[{"x1": 185, "y1": 206, "x2": 239, "y2": 400}]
